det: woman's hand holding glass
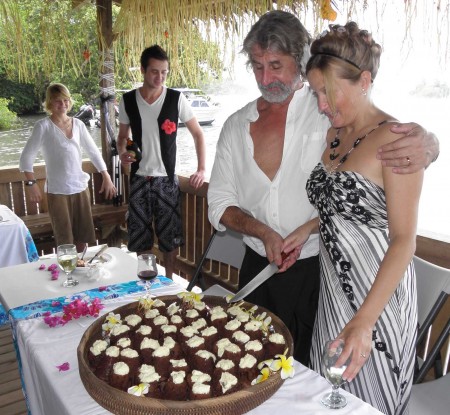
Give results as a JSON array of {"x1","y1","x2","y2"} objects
[
  {"x1": 321, "y1": 339, "x2": 350, "y2": 409},
  {"x1": 334, "y1": 322, "x2": 373, "y2": 383}
]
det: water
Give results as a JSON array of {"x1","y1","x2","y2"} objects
[
  {"x1": 0, "y1": 81, "x2": 258, "y2": 179},
  {"x1": 0, "y1": 113, "x2": 221, "y2": 177},
  {"x1": 1, "y1": 81, "x2": 449, "y2": 241}
]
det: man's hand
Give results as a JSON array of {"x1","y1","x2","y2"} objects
[
  {"x1": 119, "y1": 151, "x2": 135, "y2": 166},
  {"x1": 377, "y1": 122, "x2": 439, "y2": 174},
  {"x1": 261, "y1": 228, "x2": 285, "y2": 266},
  {"x1": 189, "y1": 169, "x2": 205, "y2": 189}
]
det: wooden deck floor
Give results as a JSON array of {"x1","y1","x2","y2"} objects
[{"x1": 0, "y1": 325, "x2": 27, "y2": 415}]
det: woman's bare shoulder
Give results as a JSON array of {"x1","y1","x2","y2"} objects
[{"x1": 371, "y1": 114, "x2": 399, "y2": 146}]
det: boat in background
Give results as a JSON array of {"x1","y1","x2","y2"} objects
[{"x1": 175, "y1": 88, "x2": 219, "y2": 126}]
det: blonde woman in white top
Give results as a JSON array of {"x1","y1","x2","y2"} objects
[{"x1": 19, "y1": 83, "x2": 116, "y2": 251}]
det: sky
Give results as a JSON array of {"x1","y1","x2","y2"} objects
[{"x1": 217, "y1": 2, "x2": 450, "y2": 240}]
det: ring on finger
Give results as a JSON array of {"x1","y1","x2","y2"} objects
[
  {"x1": 406, "y1": 156, "x2": 411, "y2": 166},
  {"x1": 360, "y1": 353, "x2": 366, "y2": 358}
]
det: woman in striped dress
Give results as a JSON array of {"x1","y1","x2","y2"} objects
[{"x1": 284, "y1": 22, "x2": 422, "y2": 414}]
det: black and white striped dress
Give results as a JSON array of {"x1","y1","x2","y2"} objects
[{"x1": 306, "y1": 163, "x2": 417, "y2": 415}]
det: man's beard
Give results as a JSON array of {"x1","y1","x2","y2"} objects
[{"x1": 258, "y1": 79, "x2": 298, "y2": 103}]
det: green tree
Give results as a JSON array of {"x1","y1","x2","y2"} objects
[
  {"x1": 0, "y1": 0, "x2": 225, "y2": 114},
  {"x1": 0, "y1": 0, "x2": 101, "y2": 111},
  {"x1": 0, "y1": 98, "x2": 17, "y2": 130}
]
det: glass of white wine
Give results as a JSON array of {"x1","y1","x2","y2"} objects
[
  {"x1": 321, "y1": 339, "x2": 349, "y2": 409},
  {"x1": 57, "y1": 244, "x2": 79, "y2": 287}
]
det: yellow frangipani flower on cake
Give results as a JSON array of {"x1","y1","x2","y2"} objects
[
  {"x1": 253, "y1": 311, "x2": 272, "y2": 334},
  {"x1": 138, "y1": 296, "x2": 155, "y2": 310},
  {"x1": 251, "y1": 366, "x2": 271, "y2": 385},
  {"x1": 257, "y1": 358, "x2": 274, "y2": 370},
  {"x1": 101, "y1": 312, "x2": 122, "y2": 331},
  {"x1": 127, "y1": 383, "x2": 149, "y2": 397},
  {"x1": 177, "y1": 291, "x2": 204, "y2": 303},
  {"x1": 270, "y1": 354, "x2": 295, "y2": 379}
]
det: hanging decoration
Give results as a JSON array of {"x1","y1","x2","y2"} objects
[
  {"x1": 320, "y1": 0, "x2": 338, "y2": 21},
  {"x1": 83, "y1": 48, "x2": 91, "y2": 61},
  {"x1": 0, "y1": 0, "x2": 449, "y2": 84}
]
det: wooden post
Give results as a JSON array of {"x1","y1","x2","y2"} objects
[{"x1": 96, "y1": 0, "x2": 115, "y2": 170}]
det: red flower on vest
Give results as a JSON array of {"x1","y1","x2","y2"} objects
[{"x1": 161, "y1": 119, "x2": 177, "y2": 135}]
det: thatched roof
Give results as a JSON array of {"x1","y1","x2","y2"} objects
[{"x1": 1, "y1": 0, "x2": 449, "y2": 86}]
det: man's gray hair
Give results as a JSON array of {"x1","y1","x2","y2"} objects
[{"x1": 242, "y1": 10, "x2": 311, "y2": 76}]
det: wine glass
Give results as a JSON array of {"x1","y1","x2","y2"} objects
[
  {"x1": 57, "y1": 244, "x2": 79, "y2": 287},
  {"x1": 321, "y1": 339, "x2": 349, "y2": 409},
  {"x1": 137, "y1": 254, "x2": 158, "y2": 293}
]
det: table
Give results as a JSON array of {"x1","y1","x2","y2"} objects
[
  {"x1": 14, "y1": 293, "x2": 382, "y2": 415},
  {"x1": 0, "y1": 204, "x2": 39, "y2": 324},
  {"x1": 0, "y1": 204, "x2": 38, "y2": 268},
  {"x1": 2, "y1": 248, "x2": 382, "y2": 414},
  {"x1": 0, "y1": 262, "x2": 380, "y2": 415},
  {"x1": 0, "y1": 247, "x2": 142, "y2": 312}
]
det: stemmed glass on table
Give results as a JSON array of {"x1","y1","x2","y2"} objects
[
  {"x1": 321, "y1": 339, "x2": 349, "y2": 409},
  {"x1": 137, "y1": 254, "x2": 158, "y2": 293},
  {"x1": 57, "y1": 244, "x2": 79, "y2": 287}
]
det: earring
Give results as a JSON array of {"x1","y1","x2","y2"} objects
[{"x1": 362, "y1": 89, "x2": 367, "y2": 96}]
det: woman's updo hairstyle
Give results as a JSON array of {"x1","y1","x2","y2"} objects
[
  {"x1": 307, "y1": 21, "x2": 381, "y2": 80},
  {"x1": 306, "y1": 22, "x2": 381, "y2": 111}
]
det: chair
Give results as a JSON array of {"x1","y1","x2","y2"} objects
[
  {"x1": 186, "y1": 228, "x2": 246, "y2": 292},
  {"x1": 409, "y1": 256, "x2": 450, "y2": 415}
]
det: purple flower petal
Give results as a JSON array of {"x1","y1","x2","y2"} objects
[{"x1": 56, "y1": 362, "x2": 70, "y2": 372}]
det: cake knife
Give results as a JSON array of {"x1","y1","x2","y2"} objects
[{"x1": 229, "y1": 261, "x2": 279, "y2": 303}]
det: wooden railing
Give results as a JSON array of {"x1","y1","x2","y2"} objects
[
  {"x1": 160, "y1": 176, "x2": 240, "y2": 292},
  {"x1": 2, "y1": 162, "x2": 449, "y2": 283},
  {"x1": 0, "y1": 162, "x2": 129, "y2": 254},
  {"x1": 0, "y1": 163, "x2": 239, "y2": 292}
]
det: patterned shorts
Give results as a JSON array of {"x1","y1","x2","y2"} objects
[{"x1": 127, "y1": 175, "x2": 184, "y2": 253}]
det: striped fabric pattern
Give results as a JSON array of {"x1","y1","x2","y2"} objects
[{"x1": 307, "y1": 163, "x2": 417, "y2": 415}]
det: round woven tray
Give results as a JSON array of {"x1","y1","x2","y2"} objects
[{"x1": 77, "y1": 295, "x2": 294, "y2": 415}]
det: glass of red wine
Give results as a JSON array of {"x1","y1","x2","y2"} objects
[{"x1": 137, "y1": 254, "x2": 158, "y2": 293}]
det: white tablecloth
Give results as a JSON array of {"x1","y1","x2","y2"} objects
[
  {"x1": 0, "y1": 204, "x2": 37, "y2": 268},
  {"x1": 0, "y1": 247, "x2": 142, "y2": 311},
  {"x1": 14, "y1": 292, "x2": 383, "y2": 415}
]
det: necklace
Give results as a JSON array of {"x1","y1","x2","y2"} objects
[
  {"x1": 52, "y1": 116, "x2": 72, "y2": 131},
  {"x1": 328, "y1": 120, "x2": 387, "y2": 172}
]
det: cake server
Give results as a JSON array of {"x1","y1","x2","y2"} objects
[{"x1": 87, "y1": 244, "x2": 108, "y2": 264}]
